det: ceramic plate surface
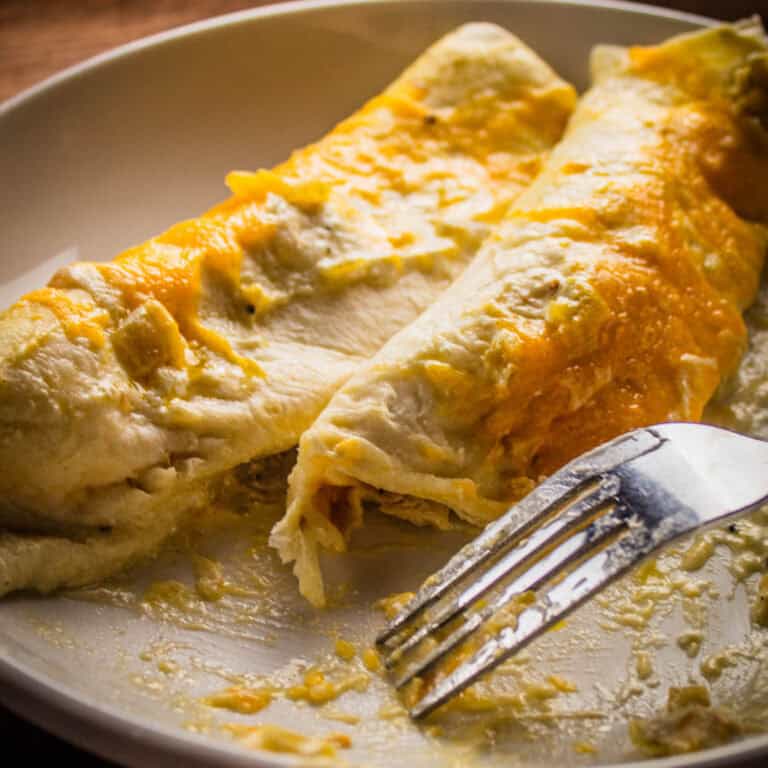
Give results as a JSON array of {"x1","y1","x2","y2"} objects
[{"x1": 2, "y1": 2, "x2": 768, "y2": 767}]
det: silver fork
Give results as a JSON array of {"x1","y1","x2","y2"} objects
[{"x1": 375, "y1": 422, "x2": 768, "y2": 720}]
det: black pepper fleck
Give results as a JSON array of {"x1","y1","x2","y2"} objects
[
  {"x1": 728, "y1": 523, "x2": 739, "y2": 534},
  {"x1": 245, "y1": 303, "x2": 256, "y2": 315},
  {"x1": 424, "y1": 114, "x2": 438, "y2": 126}
]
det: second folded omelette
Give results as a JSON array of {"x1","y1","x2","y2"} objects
[
  {"x1": 0, "y1": 23, "x2": 576, "y2": 596},
  {"x1": 275, "y1": 21, "x2": 768, "y2": 606}
]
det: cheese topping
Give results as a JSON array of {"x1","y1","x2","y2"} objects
[
  {"x1": 274, "y1": 22, "x2": 768, "y2": 606},
  {"x1": 0, "y1": 23, "x2": 576, "y2": 597}
]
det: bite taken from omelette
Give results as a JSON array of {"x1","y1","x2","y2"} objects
[
  {"x1": 0, "y1": 24, "x2": 577, "y2": 596},
  {"x1": 274, "y1": 20, "x2": 768, "y2": 606}
]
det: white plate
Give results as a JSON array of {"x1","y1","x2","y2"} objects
[{"x1": 2, "y1": 2, "x2": 768, "y2": 767}]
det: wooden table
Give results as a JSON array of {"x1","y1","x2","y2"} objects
[{"x1": 1, "y1": 0, "x2": 766, "y2": 764}]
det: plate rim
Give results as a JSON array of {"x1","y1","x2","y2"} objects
[
  {"x1": 0, "y1": 0, "x2": 716, "y2": 116},
  {"x1": 1, "y1": 1, "x2": 764, "y2": 767},
  {"x1": 4, "y1": 600, "x2": 767, "y2": 768}
]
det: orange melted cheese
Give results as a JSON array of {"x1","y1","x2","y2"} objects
[
  {"x1": 22, "y1": 31, "x2": 573, "y2": 383},
  {"x1": 492, "y1": 88, "x2": 768, "y2": 481},
  {"x1": 19, "y1": 289, "x2": 109, "y2": 348},
  {"x1": 502, "y1": 118, "x2": 762, "y2": 476},
  {"x1": 0, "y1": 24, "x2": 579, "y2": 600},
  {"x1": 274, "y1": 22, "x2": 768, "y2": 606}
]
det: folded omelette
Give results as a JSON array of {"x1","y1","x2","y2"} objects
[
  {"x1": 274, "y1": 21, "x2": 768, "y2": 606},
  {"x1": 0, "y1": 24, "x2": 576, "y2": 596}
]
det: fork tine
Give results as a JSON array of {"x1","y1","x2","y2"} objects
[
  {"x1": 376, "y1": 473, "x2": 589, "y2": 647},
  {"x1": 409, "y1": 521, "x2": 660, "y2": 720},
  {"x1": 376, "y1": 428, "x2": 661, "y2": 649},
  {"x1": 384, "y1": 474, "x2": 621, "y2": 672},
  {"x1": 393, "y1": 500, "x2": 627, "y2": 689}
]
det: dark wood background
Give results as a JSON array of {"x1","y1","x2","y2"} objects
[{"x1": 1, "y1": 0, "x2": 767, "y2": 764}]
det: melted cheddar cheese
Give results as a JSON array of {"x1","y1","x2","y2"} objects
[
  {"x1": 274, "y1": 22, "x2": 768, "y2": 606},
  {"x1": 0, "y1": 23, "x2": 576, "y2": 596}
]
